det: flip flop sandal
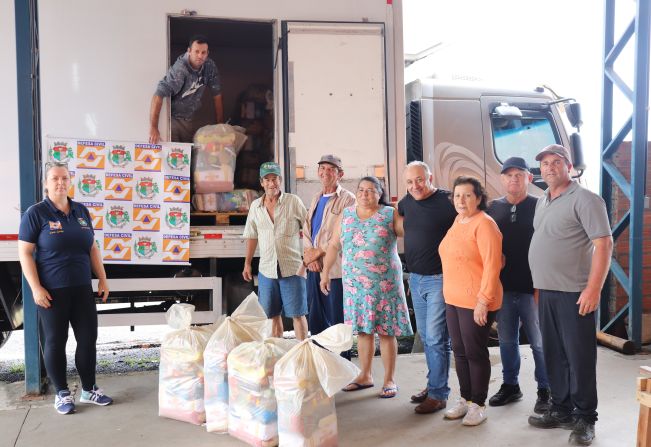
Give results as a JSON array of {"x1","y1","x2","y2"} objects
[
  {"x1": 379, "y1": 385, "x2": 398, "y2": 398},
  {"x1": 342, "y1": 382, "x2": 374, "y2": 392}
]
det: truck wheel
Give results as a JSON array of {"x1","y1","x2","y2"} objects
[{"x1": 0, "y1": 331, "x2": 10, "y2": 349}]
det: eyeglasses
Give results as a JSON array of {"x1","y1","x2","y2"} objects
[{"x1": 510, "y1": 204, "x2": 517, "y2": 223}]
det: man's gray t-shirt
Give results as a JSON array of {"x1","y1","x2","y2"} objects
[
  {"x1": 155, "y1": 54, "x2": 221, "y2": 120},
  {"x1": 528, "y1": 181, "x2": 611, "y2": 292}
]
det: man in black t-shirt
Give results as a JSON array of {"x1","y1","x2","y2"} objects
[
  {"x1": 397, "y1": 161, "x2": 457, "y2": 414},
  {"x1": 486, "y1": 157, "x2": 550, "y2": 414}
]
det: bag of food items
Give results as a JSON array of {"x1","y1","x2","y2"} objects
[
  {"x1": 193, "y1": 124, "x2": 247, "y2": 193},
  {"x1": 227, "y1": 338, "x2": 298, "y2": 446},
  {"x1": 204, "y1": 292, "x2": 272, "y2": 433},
  {"x1": 158, "y1": 304, "x2": 222, "y2": 425},
  {"x1": 273, "y1": 324, "x2": 359, "y2": 447}
]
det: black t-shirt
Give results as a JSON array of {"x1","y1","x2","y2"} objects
[
  {"x1": 487, "y1": 195, "x2": 538, "y2": 294},
  {"x1": 397, "y1": 189, "x2": 457, "y2": 275}
]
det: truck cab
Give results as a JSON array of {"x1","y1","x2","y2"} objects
[{"x1": 404, "y1": 78, "x2": 584, "y2": 198}]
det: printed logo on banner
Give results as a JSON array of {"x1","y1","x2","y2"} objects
[
  {"x1": 164, "y1": 176, "x2": 190, "y2": 203},
  {"x1": 105, "y1": 205, "x2": 131, "y2": 229},
  {"x1": 162, "y1": 235, "x2": 189, "y2": 262},
  {"x1": 103, "y1": 233, "x2": 132, "y2": 261},
  {"x1": 108, "y1": 145, "x2": 132, "y2": 168},
  {"x1": 81, "y1": 202, "x2": 104, "y2": 230},
  {"x1": 77, "y1": 140, "x2": 106, "y2": 169},
  {"x1": 78, "y1": 174, "x2": 103, "y2": 197},
  {"x1": 49, "y1": 142, "x2": 74, "y2": 163},
  {"x1": 133, "y1": 204, "x2": 160, "y2": 231},
  {"x1": 165, "y1": 207, "x2": 188, "y2": 230},
  {"x1": 166, "y1": 148, "x2": 190, "y2": 171},
  {"x1": 134, "y1": 144, "x2": 162, "y2": 172},
  {"x1": 136, "y1": 177, "x2": 160, "y2": 200},
  {"x1": 133, "y1": 236, "x2": 158, "y2": 260},
  {"x1": 105, "y1": 173, "x2": 134, "y2": 201}
]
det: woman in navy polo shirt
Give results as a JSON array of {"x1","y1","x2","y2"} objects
[{"x1": 18, "y1": 161, "x2": 113, "y2": 414}]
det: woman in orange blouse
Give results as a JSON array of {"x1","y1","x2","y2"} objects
[{"x1": 438, "y1": 176, "x2": 502, "y2": 426}]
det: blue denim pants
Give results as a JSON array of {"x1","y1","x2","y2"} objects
[
  {"x1": 497, "y1": 291, "x2": 549, "y2": 389},
  {"x1": 409, "y1": 273, "x2": 451, "y2": 400}
]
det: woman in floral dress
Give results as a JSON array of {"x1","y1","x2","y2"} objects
[{"x1": 321, "y1": 176, "x2": 412, "y2": 398}]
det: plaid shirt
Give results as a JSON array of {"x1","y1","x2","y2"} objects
[
  {"x1": 243, "y1": 192, "x2": 307, "y2": 279},
  {"x1": 301, "y1": 184, "x2": 356, "y2": 278}
]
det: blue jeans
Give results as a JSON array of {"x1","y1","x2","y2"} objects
[
  {"x1": 409, "y1": 273, "x2": 450, "y2": 400},
  {"x1": 497, "y1": 291, "x2": 549, "y2": 389}
]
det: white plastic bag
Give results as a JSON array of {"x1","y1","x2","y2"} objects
[
  {"x1": 273, "y1": 324, "x2": 360, "y2": 447},
  {"x1": 193, "y1": 124, "x2": 247, "y2": 193},
  {"x1": 158, "y1": 303, "x2": 220, "y2": 425},
  {"x1": 204, "y1": 292, "x2": 272, "y2": 433},
  {"x1": 227, "y1": 338, "x2": 298, "y2": 446}
]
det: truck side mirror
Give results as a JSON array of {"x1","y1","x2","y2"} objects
[
  {"x1": 570, "y1": 132, "x2": 586, "y2": 172},
  {"x1": 565, "y1": 102, "x2": 582, "y2": 130}
]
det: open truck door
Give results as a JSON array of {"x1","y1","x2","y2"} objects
[{"x1": 280, "y1": 21, "x2": 390, "y2": 203}]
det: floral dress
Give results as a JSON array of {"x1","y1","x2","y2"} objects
[{"x1": 340, "y1": 206, "x2": 413, "y2": 336}]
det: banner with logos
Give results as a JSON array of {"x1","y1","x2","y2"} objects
[{"x1": 47, "y1": 138, "x2": 191, "y2": 265}]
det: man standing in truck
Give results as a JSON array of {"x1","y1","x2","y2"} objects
[
  {"x1": 527, "y1": 145, "x2": 612, "y2": 446},
  {"x1": 149, "y1": 34, "x2": 224, "y2": 144},
  {"x1": 486, "y1": 157, "x2": 550, "y2": 414},
  {"x1": 301, "y1": 155, "x2": 355, "y2": 345},
  {"x1": 397, "y1": 161, "x2": 456, "y2": 414},
  {"x1": 242, "y1": 162, "x2": 309, "y2": 340}
]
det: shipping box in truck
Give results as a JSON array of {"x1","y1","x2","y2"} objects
[{"x1": 0, "y1": 0, "x2": 583, "y2": 338}]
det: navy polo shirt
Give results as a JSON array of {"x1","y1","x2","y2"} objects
[{"x1": 18, "y1": 198, "x2": 95, "y2": 290}]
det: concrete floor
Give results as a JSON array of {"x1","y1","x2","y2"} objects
[{"x1": 0, "y1": 346, "x2": 645, "y2": 447}]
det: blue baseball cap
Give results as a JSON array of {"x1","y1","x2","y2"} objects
[{"x1": 500, "y1": 157, "x2": 530, "y2": 174}]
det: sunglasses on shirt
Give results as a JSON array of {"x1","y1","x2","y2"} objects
[{"x1": 510, "y1": 204, "x2": 517, "y2": 223}]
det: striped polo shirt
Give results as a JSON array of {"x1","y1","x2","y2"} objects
[{"x1": 243, "y1": 192, "x2": 307, "y2": 279}]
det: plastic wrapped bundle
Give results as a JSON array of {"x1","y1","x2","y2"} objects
[
  {"x1": 193, "y1": 124, "x2": 247, "y2": 193},
  {"x1": 192, "y1": 193, "x2": 218, "y2": 212},
  {"x1": 227, "y1": 338, "x2": 298, "y2": 447},
  {"x1": 216, "y1": 189, "x2": 260, "y2": 213},
  {"x1": 204, "y1": 292, "x2": 272, "y2": 433},
  {"x1": 158, "y1": 304, "x2": 220, "y2": 425},
  {"x1": 274, "y1": 324, "x2": 360, "y2": 447}
]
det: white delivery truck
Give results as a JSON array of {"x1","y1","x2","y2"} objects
[{"x1": 0, "y1": 0, "x2": 583, "y2": 346}]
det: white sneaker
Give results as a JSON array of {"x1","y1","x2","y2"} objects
[
  {"x1": 462, "y1": 402, "x2": 487, "y2": 426},
  {"x1": 444, "y1": 397, "x2": 469, "y2": 420}
]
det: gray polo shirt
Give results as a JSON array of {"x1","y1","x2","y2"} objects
[{"x1": 528, "y1": 181, "x2": 611, "y2": 292}]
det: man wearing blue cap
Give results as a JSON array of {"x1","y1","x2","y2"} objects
[
  {"x1": 487, "y1": 157, "x2": 550, "y2": 414},
  {"x1": 242, "y1": 161, "x2": 309, "y2": 340}
]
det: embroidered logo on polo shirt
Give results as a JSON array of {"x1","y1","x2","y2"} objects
[
  {"x1": 77, "y1": 217, "x2": 89, "y2": 227},
  {"x1": 48, "y1": 221, "x2": 62, "y2": 230}
]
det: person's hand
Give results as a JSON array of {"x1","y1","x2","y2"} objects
[
  {"x1": 533, "y1": 289, "x2": 539, "y2": 305},
  {"x1": 474, "y1": 301, "x2": 488, "y2": 326},
  {"x1": 307, "y1": 260, "x2": 322, "y2": 273},
  {"x1": 32, "y1": 285, "x2": 52, "y2": 309},
  {"x1": 303, "y1": 247, "x2": 322, "y2": 265},
  {"x1": 97, "y1": 278, "x2": 110, "y2": 303},
  {"x1": 242, "y1": 263, "x2": 253, "y2": 282},
  {"x1": 320, "y1": 273, "x2": 331, "y2": 295},
  {"x1": 576, "y1": 286, "x2": 600, "y2": 316},
  {"x1": 149, "y1": 127, "x2": 161, "y2": 144}
]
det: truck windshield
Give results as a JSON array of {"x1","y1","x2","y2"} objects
[{"x1": 491, "y1": 110, "x2": 559, "y2": 168}]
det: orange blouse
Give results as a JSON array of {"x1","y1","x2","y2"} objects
[{"x1": 438, "y1": 211, "x2": 503, "y2": 311}]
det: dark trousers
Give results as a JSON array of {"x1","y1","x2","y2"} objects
[
  {"x1": 446, "y1": 304, "x2": 496, "y2": 406},
  {"x1": 171, "y1": 117, "x2": 201, "y2": 143},
  {"x1": 37, "y1": 284, "x2": 98, "y2": 392},
  {"x1": 539, "y1": 290, "x2": 598, "y2": 423},
  {"x1": 306, "y1": 271, "x2": 350, "y2": 360}
]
